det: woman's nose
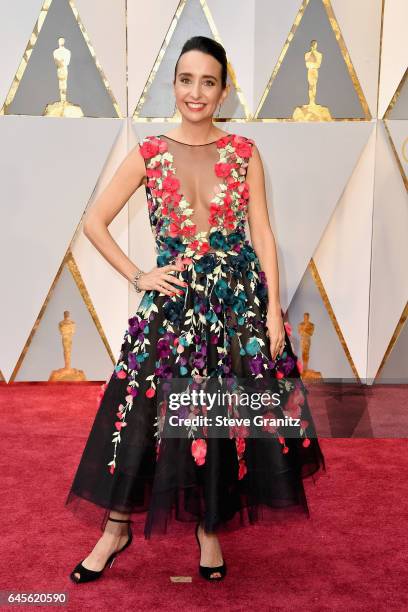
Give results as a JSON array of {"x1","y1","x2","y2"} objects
[{"x1": 191, "y1": 81, "x2": 201, "y2": 98}]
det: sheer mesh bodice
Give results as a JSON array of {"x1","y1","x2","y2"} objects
[
  {"x1": 158, "y1": 135, "x2": 226, "y2": 235},
  {"x1": 139, "y1": 132, "x2": 253, "y2": 260}
]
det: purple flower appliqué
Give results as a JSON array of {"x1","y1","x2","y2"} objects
[
  {"x1": 280, "y1": 355, "x2": 295, "y2": 376},
  {"x1": 249, "y1": 353, "x2": 263, "y2": 376}
]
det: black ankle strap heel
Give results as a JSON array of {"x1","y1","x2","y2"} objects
[{"x1": 69, "y1": 515, "x2": 134, "y2": 584}]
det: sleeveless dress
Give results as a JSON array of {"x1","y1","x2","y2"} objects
[{"x1": 65, "y1": 132, "x2": 326, "y2": 539}]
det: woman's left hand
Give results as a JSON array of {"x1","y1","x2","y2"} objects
[{"x1": 266, "y1": 309, "x2": 286, "y2": 361}]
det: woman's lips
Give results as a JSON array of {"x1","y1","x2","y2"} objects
[{"x1": 185, "y1": 102, "x2": 206, "y2": 111}]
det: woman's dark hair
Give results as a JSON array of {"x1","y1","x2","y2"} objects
[{"x1": 173, "y1": 36, "x2": 228, "y2": 89}]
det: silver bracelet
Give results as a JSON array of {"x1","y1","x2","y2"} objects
[{"x1": 131, "y1": 270, "x2": 145, "y2": 293}]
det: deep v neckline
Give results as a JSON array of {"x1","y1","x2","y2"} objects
[{"x1": 157, "y1": 133, "x2": 233, "y2": 234}]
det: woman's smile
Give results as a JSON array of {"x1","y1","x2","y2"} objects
[{"x1": 185, "y1": 101, "x2": 207, "y2": 111}]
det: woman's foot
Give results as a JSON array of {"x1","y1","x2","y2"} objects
[
  {"x1": 196, "y1": 523, "x2": 224, "y2": 579},
  {"x1": 72, "y1": 521, "x2": 130, "y2": 581}
]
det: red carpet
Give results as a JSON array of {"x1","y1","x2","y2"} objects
[{"x1": 1, "y1": 382, "x2": 407, "y2": 611}]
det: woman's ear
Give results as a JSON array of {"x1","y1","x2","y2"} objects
[{"x1": 221, "y1": 83, "x2": 230, "y2": 104}]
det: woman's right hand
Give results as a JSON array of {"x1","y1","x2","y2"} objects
[{"x1": 137, "y1": 261, "x2": 188, "y2": 296}]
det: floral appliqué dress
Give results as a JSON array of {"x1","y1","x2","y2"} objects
[{"x1": 65, "y1": 132, "x2": 326, "y2": 539}]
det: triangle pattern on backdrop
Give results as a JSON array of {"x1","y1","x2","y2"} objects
[
  {"x1": 13, "y1": 252, "x2": 114, "y2": 382},
  {"x1": 75, "y1": 0, "x2": 127, "y2": 116},
  {"x1": 384, "y1": 119, "x2": 408, "y2": 192},
  {"x1": 0, "y1": 116, "x2": 121, "y2": 381},
  {"x1": 287, "y1": 260, "x2": 358, "y2": 383},
  {"x1": 383, "y1": 68, "x2": 408, "y2": 120},
  {"x1": 374, "y1": 302, "x2": 408, "y2": 384},
  {"x1": 133, "y1": 0, "x2": 249, "y2": 120},
  {"x1": 1, "y1": 0, "x2": 121, "y2": 118},
  {"x1": 0, "y1": 0, "x2": 44, "y2": 111},
  {"x1": 255, "y1": 0, "x2": 370, "y2": 120},
  {"x1": 240, "y1": 122, "x2": 373, "y2": 310},
  {"x1": 366, "y1": 121, "x2": 408, "y2": 383},
  {"x1": 378, "y1": 0, "x2": 408, "y2": 120},
  {"x1": 311, "y1": 123, "x2": 376, "y2": 381},
  {"x1": 71, "y1": 119, "x2": 130, "y2": 356}
]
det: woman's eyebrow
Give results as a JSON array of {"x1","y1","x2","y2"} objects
[{"x1": 177, "y1": 72, "x2": 218, "y2": 80}]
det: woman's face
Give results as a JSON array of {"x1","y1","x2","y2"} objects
[{"x1": 174, "y1": 49, "x2": 228, "y2": 121}]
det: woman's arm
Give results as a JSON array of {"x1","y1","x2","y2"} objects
[
  {"x1": 246, "y1": 143, "x2": 281, "y2": 314},
  {"x1": 82, "y1": 144, "x2": 147, "y2": 283},
  {"x1": 246, "y1": 143, "x2": 285, "y2": 359}
]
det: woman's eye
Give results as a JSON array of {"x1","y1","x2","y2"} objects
[{"x1": 179, "y1": 78, "x2": 215, "y2": 86}]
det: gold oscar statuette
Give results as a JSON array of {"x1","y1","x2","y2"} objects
[
  {"x1": 297, "y1": 312, "x2": 322, "y2": 382},
  {"x1": 292, "y1": 40, "x2": 332, "y2": 121},
  {"x1": 43, "y1": 37, "x2": 84, "y2": 117},
  {"x1": 49, "y1": 310, "x2": 86, "y2": 381}
]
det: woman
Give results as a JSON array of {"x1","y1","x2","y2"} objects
[{"x1": 66, "y1": 36, "x2": 325, "y2": 583}]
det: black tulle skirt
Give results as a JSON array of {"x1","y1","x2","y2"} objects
[{"x1": 65, "y1": 248, "x2": 326, "y2": 539}]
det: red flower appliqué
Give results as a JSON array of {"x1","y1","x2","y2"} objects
[
  {"x1": 191, "y1": 438, "x2": 207, "y2": 466},
  {"x1": 139, "y1": 136, "x2": 168, "y2": 159},
  {"x1": 233, "y1": 135, "x2": 254, "y2": 159},
  {"x1": 235, "y1": 437, "x2": 247, "y2": 479},
  {"x1": 162, "y1": 173, "x2": 180, "y2": 193}
]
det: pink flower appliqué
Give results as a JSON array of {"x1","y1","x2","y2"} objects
[
  {"x1": 215, "y1": 162, "x2": 233, "y2": 178},
  {"x1": 146, "y1": 387, "x2": 156, "y2": 398},
  {"x1": 162, "y1": 173, "x2": 180, "y2": 193},
  {"x1": 233, "y1": 135, "x2": 253, "y2": 159},
  {"x1": 284, "y1": 321, "x2": 292, "y2": 337},
  {"x1": 235, "y1": 437, "x2": 247, "y2": 480},
  {"x1": 284, "y1": 386, "x2": 305, "y2": 419},
  {"x1": 238, "y1": 459, "x2": 247, "y2": 479},
  {"x1": 139, "y1": 136, "x2": 168, "y2": 159},
  {"x1": 191, "y1": 438, "x2": 207, "y2": 466}
]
